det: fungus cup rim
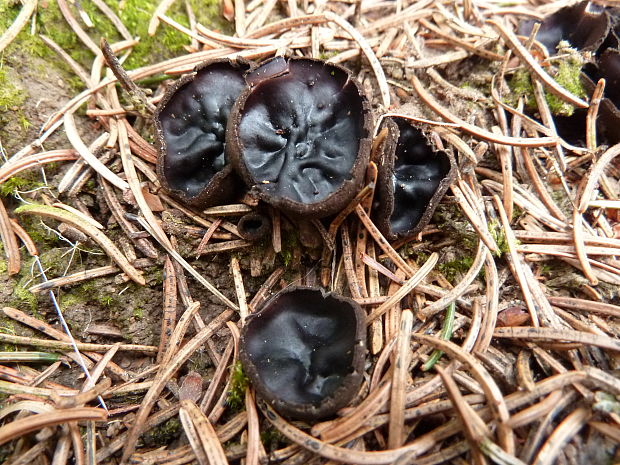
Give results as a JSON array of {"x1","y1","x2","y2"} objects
[
  {"x1": 374, "y1": 116, "x2": 457, "y2": 242},
  {"x1": 154, "y1": 58, "x2": 252, "y2": 208},
  {"x1": 226, "y1": 56, "x2": 374, "y2": 219},
  {"x1": 239, "y1": 285, "x2": 366, "y2": 421}
]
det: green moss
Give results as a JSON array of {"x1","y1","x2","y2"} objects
[
  {"x1": 438, "y1": 256, "x2": 475, "y2": 284},
  {"x1": 0, "y1": 67, "x2": 25, "y2": 111},
  {"x1": 488, "y1": 219, "x2": 510, "y2": 257},
  {"x1": 141, "y1": 418, "x2": 181, "y2": 447},
  {"x1": 507, "y1": 45, "x2": 586, "y2": 117},
  {"x1": 133, "y1": 307, "x2": 144, "y2": 319},
  {"x1": 0, "y1": 318, "x2": 17, "y2": 352},
  {"x1": 261, "y1": 428, "x2": 284, "y2": 451},
  {"x1": 227, "y1": 360, "x2": 249, "y2": 411},
  {"x1": 12, "y1": 276, "x2": 38, "y2": 312},
  {"x1": 279, "y1": 230, "x2": 300, "y2": 267},
  {"x1": 0, "y1": 175, "x2": 43, "y2": 197},
  {"x1": 99, "y1": 295, "x2": 115, "y2": 307},
  {"x1": 545, "y1": 51, "x2": 586, "y2": 117},
  {"x1": 507, "y1": 68, "x2": 534, "y2": 108}
]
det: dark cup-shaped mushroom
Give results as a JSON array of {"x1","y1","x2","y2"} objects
[
  {"x1": 227, "y1": 57, "x2": 373, "y2": 218},
  {"x1": 237, "y1": 212, "x2": 271, "y2": 241},
  {"x1": 518, "y1": 1, "x2": 610, "y2": 54},
  {"x1": 154, "y1": 59, "x2": 251, "y2": 208},
  {"x1": 240, "y1": 286, "x2": 366, "y2": 421},
  {"x1": 374, "y1": 117, "x2": 456, "y2": 241}
]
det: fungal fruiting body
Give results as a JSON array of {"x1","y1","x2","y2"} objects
[
  {"x1": 227, "y1": 56, "x2": 373, "y2": 218},
  {"x1": 155, "y1": 59, "x2": 251, "y2": 207},
  {"x1": 518, "y1": 2, "x2": 620, "y2": 145},
  {"x1": 240, "y1": 286, "x2": 366, "y2": 420},
  {"x1": 375, "y1": 117, "x2": 456, "y2": 241}
]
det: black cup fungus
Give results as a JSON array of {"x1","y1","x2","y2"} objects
[
  {"x1": 154, "y1": 59, "x2": 251, "y2": 208},
  {"x1": 240, "y1": 286, "x2": 366, "y2": 421},
  {"x1": 374, "y1": 117, "x2": 456, "y2": 241},
  {"x1": 227, "y1": 56, "x2": 373, "y2": 218},
  {"x1": 518, "y1": 1, "x2": 610, "y2": 54},
  {"x1": 237, "y1": 212, "x2": 271, "y2": 241}
]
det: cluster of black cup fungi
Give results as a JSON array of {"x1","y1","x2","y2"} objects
[
  {"x1": 154, "y1": 56, "x2": 457, "y2": 419},
  {"x1": 519, "y1": 1, "x2": 620, "y2": 145}
]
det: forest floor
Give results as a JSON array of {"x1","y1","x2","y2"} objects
[{"x1": 0, "y1": 0, "x2": 619, "y2": 464}]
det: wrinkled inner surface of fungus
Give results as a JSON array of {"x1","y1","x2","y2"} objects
[
  {"x1": 237, "y1": 58, "x2": 364, "y2": 204},
  {"x1": 389, "y1": 121, "x2": 451, "y2": 235},
  {"x1": 159, "y1": 62, "x2": 246, "y2": 197},
  {"x1": 244, "y1": 289, "x2": 357, "y2": 405}
]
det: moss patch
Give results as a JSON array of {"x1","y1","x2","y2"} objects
[
  {"x1": 507, "y1": 45, "x2": 586, "y2": 117},
  {"x1": 227, "y1": 360, "x2": 249, "y2": 411}
]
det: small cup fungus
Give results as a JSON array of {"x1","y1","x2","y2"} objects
[
  {"x1": 374, "y1": 117, "x2": 456, "y2": 241},
  {"x1": 154, "y1": 59, "x2": 251, "y2": 207},
  {"x1": 239, "y1": 286, "x2": 366, "y2": 420},
  {"x1": 236, "y1": 212, "x2": 271, "y2": 241},
  {"x1": 227, "y1": 56, "x2": 373, "y2": 218},
  {"x1": 518, "y1": 1, "x2": 610, "y2": 53}
]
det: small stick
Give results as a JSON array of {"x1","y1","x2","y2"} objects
[
  {"x1": 410, "y1": 75, "x2": 556, "y2": 147},
  {"x1": 100, "y1": 38, "x2": 156, "y2": 115},
  {"x1": 586, "y1": 79, "x2": 606, "y2": 151},
  {"x1": 157, "y1": 257, "x2": 177, "y2": 363},
  {"x1": 196, "y1": 219, "x2": 222, "y2": 258},
  {"x1": 249, "y1": 267, "x2": 284, "y2": 312},
  {"x1": 366, "y1": 253, "x2": 438, "y2": 324},
  {"x1": 0, "y1": 197, "x2": 20, "y2": 275},
  {"x1": 0, "y1": 333, "x2": 157, "y2": 353},
  {"x1": 235, "y1": 0, "x2": 247, "y2": 37},
  {"x1": 324, "y1": 11, "x2": 390, "y2": 108},
  {"x1": 100, "y1": 177, "x2": 159, "y2": 259},
  {"x1": 64, "y1": 111, "x2": 129, "y2": 190},
  {"x1": 572, "y1": 208, "x2": 598, "y2": 285},
  {"x1": 367, "y1": 243, "x2": 383, "y2": 355},
  {"x1": 520, "y1": 147, "x2": 567, "y2": 222},
  {"x1": 341, "y1": 223, "x2": 362, "y2": 299},
  {"x1": 57, "y1": 0, "x2": 100, "y2": 55},
  {"x1": 388, "y1": 309, "x2": 413, "y2": 449},
  {"x1": 488, "y1": 19, "x2": 588, "y2": 109},
  {"x1": 203, "y1": 204, "x2": 253, "y2": 216},
  {"x1": 271, "y1": 208, "x2": 281, "y2": 254},
  {"x1": 0, "y1": 150, "x2": 78, "y2": 185},
  {"x1": 436, "y1": 366, "x2": 489, "y2": 465},
  {"x1": 195, "y1": 239, "x2": 251, "y2": 255},
  {"x1": 532, "y1": 407, "x2": 591, "y2": 465},
  {"x1": 578, "y1": 143, "x2": 620, "y2": 213},
  {"x1": 493, "y1": 127, "x2": 514, "y2": 220},
  {"x1": 355, "y1": 205, "x2": 415, "y2": 278},
  {"x1": 29, "y1": 265, "x2": 119, "y2": 293},
  {"x1": 231, "y1": 257, "x2": 248, "y2": 322},
  {"x1": 0, "y1": 0, "x2": 37, "y2": 53},
  {"x1": 17, "y1": 204, "x2": 144, "y2": 285},
  {"x1": 148, "y1": 0, "x2": 179, "y2": 35},
  {"x1": 492, "y1": 196, "x2": 539, "y2": 327},
  {"x1": 0, "y1": 408, "x2": 107, "y2": 447},
  {"x1": 10, "y1": 219, "x2": 38, "y2": 257}
]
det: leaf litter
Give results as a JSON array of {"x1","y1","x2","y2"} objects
[{"x1": 1, "y1": 0, "x2": 620, "y2": 464}]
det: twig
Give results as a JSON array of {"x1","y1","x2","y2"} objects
[
  {"x1": 0, "y1": 197, "x2": 20, "y2": 275},
  {"x1": 366, "y1": 253, "x2": 438, "y2": 324},
  {"x1": 388, "y1": 309, "x2": 413, "y2": 449},
  {"x1": 0, "y1": 0, "x2": 37, "y2": 53},
  {"x1": 488, "y1": 19, "x2": 588, "y2": 109},
  {"x1": 16, "y1": 204, "x2": 144, "y2": 285},
  {"x1": 0, "y1": 408, "x2": 107, "y2": 446}
]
